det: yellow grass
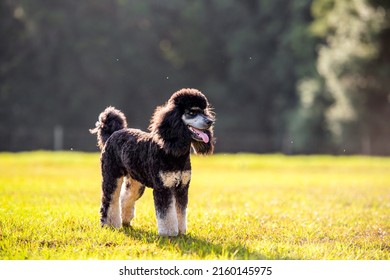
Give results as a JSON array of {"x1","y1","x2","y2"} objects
[{"x1": 0, "y1": 152, "x2": 389, "y2": 259}]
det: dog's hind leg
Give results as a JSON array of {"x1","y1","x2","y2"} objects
[
  {"x1": 100, "y1": 176, "x2": 123, "y2": 228},
  {"x1": 153, "y1": 188, "x2": 178, "y2": 236},
  {"x1": 120, "y1": 177, "x2": 145, "y2": 227}
]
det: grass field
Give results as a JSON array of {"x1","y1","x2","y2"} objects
[{"x1": 0, "y1": 152, "x2": 389, "y2": 260}]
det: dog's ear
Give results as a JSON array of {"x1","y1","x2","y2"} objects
[
  {"x1": 191, "y1": 128, "x2": 215, "y2": 155},
  {"x1": 149, "y1": 103, "x2": 191, "y2": 156},
  {"x1": 156, "y1": 105, "x2": 187, "y2": 140}
]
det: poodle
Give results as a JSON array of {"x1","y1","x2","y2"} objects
[{"x1": 90, "y1": 88, "x2": 215, "y2": 236}]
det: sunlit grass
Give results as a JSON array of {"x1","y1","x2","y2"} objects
[{"x1": 0, "y1": 152, "x2": 389, "y2": 259}]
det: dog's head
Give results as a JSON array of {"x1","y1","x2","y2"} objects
[{"x1": 149, "y1": 88, "x2": 215, "y2": 156}]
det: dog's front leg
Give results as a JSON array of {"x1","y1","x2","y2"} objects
[
  {"x1": 153, "y1": 188, "x2": 178, "y2": 236},
  {"x1": 174, "y1": 185, "x2": 189, "y2": 235}
]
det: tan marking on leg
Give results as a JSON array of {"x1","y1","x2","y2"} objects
[
  {"x1": 176, "y1": 204, "x2": 187, "y2": 234},
  {"x1": 121, "y1": 177, "x2": 143, "y2": 226},
  {"x1": 181, "y1": 170, "x2": 191, "y2": 186},
  {"x1": 159, "y1": 171, "x2": 181, "y2": 188},
  {"x1": 106, "y1": 177, "x2": 123, "y2": 228}
]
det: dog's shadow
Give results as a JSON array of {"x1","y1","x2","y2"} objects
[{"x1": 121, "y1": 226, "x2": 265, "y2": 259}]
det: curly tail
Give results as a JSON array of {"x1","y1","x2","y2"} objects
[{"x1": 90, "y1": 106, "x2": 127, "y2": 150}]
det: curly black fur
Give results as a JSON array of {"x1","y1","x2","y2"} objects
[
  {"x1": 89, "y1": 106, "x2": 127, "y2": 150},
  {"x1": 90, "y1": 88, "x2": 215, "y2": 236}
]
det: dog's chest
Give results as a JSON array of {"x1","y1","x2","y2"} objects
[{"x1": 158, "y1": 170, "x2": 191, "y2": 188}]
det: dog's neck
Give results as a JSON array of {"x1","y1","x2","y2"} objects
[{"x1": 153, "y1": 133, "x2": 192, "y2": 158}]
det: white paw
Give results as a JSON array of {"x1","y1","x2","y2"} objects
[{"x1": 158, "y1": 228, "x2": 179, "y2": 237}]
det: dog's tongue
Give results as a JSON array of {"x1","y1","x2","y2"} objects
[{"x1": 192, "y1": 127, "x2": 209, "y2": 143}]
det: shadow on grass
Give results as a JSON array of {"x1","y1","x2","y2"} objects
[{"x1": 121, "y1": 226, "x2": 265, "y2": 260}]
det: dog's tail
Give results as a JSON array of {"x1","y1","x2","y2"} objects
[{"x1": 89, "y1": 106, "x2": 127, "y2": 150}]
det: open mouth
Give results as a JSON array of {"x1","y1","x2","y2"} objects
[{"x1": 188, "y1": 126, "x2": 209, "y2": 143}]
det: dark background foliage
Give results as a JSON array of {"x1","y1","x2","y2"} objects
[{"x1": 1, "y1": 0, "x2": 389, "y2": 154}]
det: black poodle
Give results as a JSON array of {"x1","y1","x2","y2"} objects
[{"x1": 90, "y1": 88, "x2": 215, "y2": 236}]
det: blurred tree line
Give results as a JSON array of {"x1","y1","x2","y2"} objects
[{"x1": 1, "y1": 0, "x2": 389, "y2": 154}]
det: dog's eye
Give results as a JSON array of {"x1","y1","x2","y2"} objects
[{"x1": 186, "y1": 110, "x2": 197, "y2": 117}]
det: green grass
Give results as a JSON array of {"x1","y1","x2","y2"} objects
[{"x1": 0, "y1": 152, "x2": 389, "y2": 260}]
